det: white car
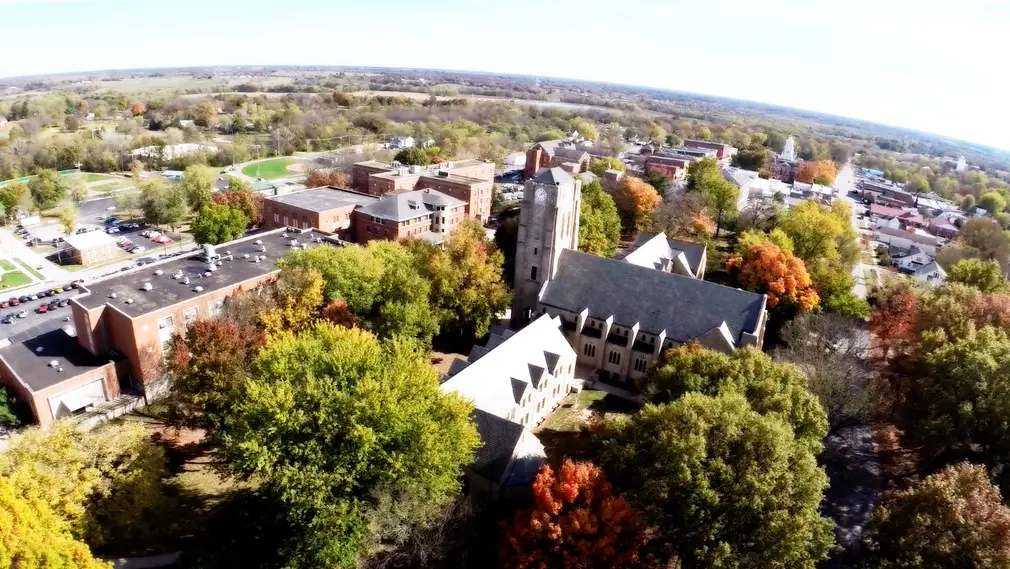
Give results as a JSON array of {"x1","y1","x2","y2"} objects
[
  {"x1": 106, "y1": 227, "x2": 120, "y2": 234},
  {"x1": 106, "y1": 206, "x2": 117, "y2": 211}
]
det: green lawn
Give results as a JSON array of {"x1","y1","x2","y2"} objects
[
  {"x1": 0, "y1": 259, "x2": 15, "y2": 272},
  {"x1": 241, "y1": 158, "x2": 296, "y2": 180},
  {"x1": 0, "y1": 271, "x2": 31, "y2": 288},
  {"x1": 14, "y1": 259, "x2": 44, "y2": 280},
  {"x1": 83, "y1": 173, "x2": 120, "y2": 183},
  {"x1": 91, "y1": 180, "x2": 132, "y2": 193}
]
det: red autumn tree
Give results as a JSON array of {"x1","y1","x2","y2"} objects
[
  {"x1": 796, "y1": 160, "x2": 837, "y2": 185},
  {"x1": 322, "y1": 299, "x2": 357, "y2": 329},
  {"x1": 613, "y1": 176, "x2": 661, "y2": 232},
  {"x1": 501, "y1": 459, "x2": 648, "y2": 569},
  {"x1": 869, "y1": 282, "x2": 920, "y2": 359},
  {"x1": 129, "y1": 101, "x2": 146, "y2": 116},
  {"x1": 306, "y1": 168, "x2": 352, "y2": 189},
  {"x1": 212, "y1": 188, "x2": 264, "y2": 226},
  {"x1": 165, "y1": 319, "x2": 262, "y2": 434},
  {"x1": 727, "y1": 241, "x2": 819, "y2": 312}
]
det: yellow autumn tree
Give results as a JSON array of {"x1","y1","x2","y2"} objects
[{"x1": 613, "y1": 176, "x2": 661, "y2": 232}]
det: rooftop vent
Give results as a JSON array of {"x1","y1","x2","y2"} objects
[
  {"x1": 48, "y1": 359, "x2": 58, "y2": 367},
  {"x1": 142, "y1": 282, "x2": 152, "y2": 291},
  {"x1": 125, "y1": 298, "x2": 134, "y2": 304},
  {"x1": 34, "y1": 347, "x2": 43, "y2": 354},
  {"x1": 281, "y1": 233, "x2": 288, "y2": 238},
  {"x1": 155, "y1": 269, "x2": 163, "y2": 276},
  {"x1": 203, "y1": 271, "x2": 212, "y2": 277},
  {"x1": 183, "y1": 277, "x2": 190, "y2": 285},
  {"x1": 109, "y1": 293, "x2": 117, "y2": 299},
  {"x1": 242, "y1": 253, "x2": 250, "y2": 259},
  {"x1": 225, "y1": 250, "x2": 231, "y2": 256},
  {"x1": 193, "y1": 286, "x2": 204, "y2": 292},
  {"x1": 254, "y1": 239, "x2": 263, "y2": 245},
  {"x1": 259, "y1": 245, "x2": 267, "y2": 252},
  {"x1": 289, "y1": 239, "x2": 299, "y2": 247}
]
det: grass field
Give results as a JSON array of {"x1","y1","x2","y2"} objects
[
  {"x1": 83, "y1": 173, "x2": 120, "y2": 183},
  {"x1": 91, "y1": 180, "x2": 133, "y2": 193},
  {"x1": 14, "y1": 259, "x2": 44, "y2": 280},
  {"x1": 242, "y1": 158, "x2": 296, "y2": 180},
  {"x1": 0, "y1": 259, "x2": 15, "y2": 272},
  {"x1": 0, "y1": 270, "x2": 31, "y2": 289}
]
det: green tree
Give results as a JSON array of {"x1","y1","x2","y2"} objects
[
  {"x1": 180, "y1": 164, "x2": 215, "y2": 210},
  {"x1": 192, "y1": 203, "x2": 248, "y2": 244},
  {"x1": 406, "y1": 220, "x2": 511, "y2": 339},
  {"x1": 588, "y1": 157, "x2": 626, "y2": 177},
  {"x1": 813, "y1": 173, "x2": 832, "y2": 186},
  {"x1": 980, "y1": 191, "x2": 1008, "y2": 215},
  {"x1": 58, "y1": 205, "x2": 76, "y2": 236},
  {"x1": 578, "y1": 180, "x2": 621, "y2": 257},
  {"x1": 279, "y1": 241, "x2": 440, "y2": 344},
  {"x1": 599, "y1": 393, "x2": 833, "y2": 569},
  {"x1": 639, "y1": 345, "x2": 827, "y2": 445},
  {"x1": 27, "y1": 168, "x2": 67, "y2": 212},
  {"x1": 687, "y1": 157, "x2": 738, "y2": 236},
  {"x1": 862, "y1": 463, "x2": 1010, "y2": 569},
  {"x1": 962, "y1": 194, "x2": 977, "y2": 212},
  {"x1": 220, "y1": 323, "x2": 480, "y2": 569},
  {"x1": 948, "y1": 258, "x2": 1010, "y2": 293},
  {"x1": 139, "y1": 178, "x2": 188, "y2": 231},
  {"x1": 113, "y1": 188, "x2": 141, "y2": 219},
  {"x1": 393, "y1": 146, "x2": 431, "y2": 166},
  {"x1": 67, "y1": 175, "x2": 88, "y2": 207},
  {"x1": 730, "y1": 146, "x2": 770, "y2": 171},
  {"x1": 0, "y1": 181, "x2": 27, "y2": 221},
  {"x1": 906, "y1": 173, "x2": 931, "y2": 199},
  {"x1": 0, "y1": 387, "x2": 16, "y2": 427}
]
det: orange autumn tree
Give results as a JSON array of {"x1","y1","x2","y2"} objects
[
  {"x1": 727, "y1": 241, "x2": 819, "y2": 312},
  {"x1": 129, "y1": 101, "x2": 146, "y2": 116},
  {"x1": 306, "y1": 168, "x2": 351, "y2": 189},
  {"x1": 501, "y1": 459, "x2": 648, "y2": 569},
  {"x1": 869, "y1": 281, "x2": 920, "y2": 359},
  {"x1": 796, "y1": 160, "x2": 837, "y2": 185},
  {"x1": 613, "y1": 176, "x2": 661, "y2": 232}
]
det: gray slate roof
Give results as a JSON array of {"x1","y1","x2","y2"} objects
[
  {"x1": 531, "y1": 167, "x2": 574, "y2": 186},
  {"x1": 541, "y1": 250, "x2": 766, "y2": 344},
  {"x1": 470, "y1": 409, "x2": 526, "y2": 483},
  {"x1": 626, "y1": 232, "x2": 707, "y2": 275},
  {"x1": 267, "y1": 187, "x2": 377, "y2": 212},
  {"x1": 356, "y1": 189, "x2": 465, "y2": 222}
]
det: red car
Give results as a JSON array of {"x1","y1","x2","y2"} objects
[
  {"x1": 0, "y1": 302, "x2": 7, "y2": 309},
  {"x1": 37, "y1": 304, "x2": 48, "y2": 314},
  {"x1": 10, "y1": 298, "x2": 19, "y2": 306}
]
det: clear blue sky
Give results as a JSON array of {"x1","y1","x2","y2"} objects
[{"x1": 3, "y1": 0, "x2": 1006, "y2": 149}]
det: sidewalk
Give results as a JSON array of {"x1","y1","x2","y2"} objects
[{"x1": 0, "y1": 228, "x2": 69, "y2": 283}]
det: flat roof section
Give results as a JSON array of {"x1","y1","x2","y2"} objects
[
  {"x1": 266, "y1": 186, "x2": 377, "y2": 213},
  {"x1": 64, "y1": 231, "x2": 117, "y2": 250},
  {"x1": 0, "y1": 320, "x2": 113, "y2": 392},
  {"x1": 75, "y1": 228, "x2": 334, "y2": 317}
]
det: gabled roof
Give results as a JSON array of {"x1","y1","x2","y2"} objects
[
  {"x1": 875, "y1": 226, "x2": 941, "y2": 245},
  {"x1": 868, "y1": 204, "x2": 907, "y2": 219},
  {"x1": 721, "y1": 167, "x2": 758, "y2": 188},
  {"x1": 356, "y1": 188, "x2": 464, "y2": 222},
  {"x1": 531, "y1": 167, "x2": 575, "y2": 186},
  {"x1": 440, "y1": 315, "x2": 576, "y2": 418},
  {"x1": 624, "y1": 232, "x2": 707, "y2": 277},
  {"x1": 541, "y1": 250, "x2": 766, "y2": 344},
  {"x1": 470, "y1": 409, "x2": 526, "y2": 483}
]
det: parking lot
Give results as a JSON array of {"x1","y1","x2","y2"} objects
[
  {"x1": 17, "y1": 214, "x2": 180, "y2": 265},
  {"x1": 0, "y1": 284, "x2": 82, "y2": 342}
]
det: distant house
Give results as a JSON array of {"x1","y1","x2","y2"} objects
[
  {"x1": 388, "y1": 136, "x2": 415, "y2": 149},
  {"x1": 927, "y1": 218, "x2": 960, "y2": 240},
  {"x1": 721, "y1": 167, "x2": 759, "y2": 210},
  {"x1": 875, "y1": 226, "x2": 941, "y2": 255},
  {"x1": 525, "y1": 140, "x2": 591, "y2": 176},
  {"x1": 178, "y1": 119, "x2": 195, "y2": 128},
  {"x1": 162, "y1": 170, "x2": 184, "y2": 181},
  {"x1": 504, "y1": 152, "x2": 527, "y2": 172}
]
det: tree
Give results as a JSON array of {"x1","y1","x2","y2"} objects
[
  {"x1": 980, "y1": 191, "x2": 1009, "y2": 216},
  {"x1": 776, "y1": 313, "x2": 873, "y2": 436},
  {"x1": 139, "y1": 178, "x2": 188, "y2": 231},
  {"x1": 736, "y1": 228, "x2": 794, "y2": 254},
  {"x1": 58, "y1": 205, "x2": 77, "y2": 236},
  {"x1": 578, "y1": 180, "x2": 621, "y2": 257},
  {"x1": 862, "y1": 463, "x2": 1010, "y2": 569},
  {"x1": 501, "y1": 460, "x2": 648, "y2": 569},
  {"x1": 27, "y1": 168, "x2": 67, "y2": 212},
  {"x1": 258, "y1": 268, "x2": 326, "y2": 338},
  {"x1": 192, "y1": 203, "x2": 248, "y2": 245},
  {"x1": 0, "y1": 421, "x2": 170, "y2": 549},
  {"x1": 0, "y1": 477, "x2": 110, "y2": 569},
  {"x1": 612, "y1": 176, "x2": 661, "y2": 232},
  {"x1": 962, "y1": 194, "x2": 977, "y2": 212},
  {"x1": 407, "y1": 220, "x2": 511, "y2": 339},
  {"x1": 906, "y1": 173, "x2": 931, "y2": 198},
  {"x1": 638, "y1": 345, "x2": 828, "y2": 444},
  {"x1": 647, "y1": 193, "x2": 714, "y2": 242},
  {"x1": 0, "y1": 181, "x2": 27, "y2": 221},
  {"x1": 642, "y1": 171, "x2": 671, "y2": 198},
  {"x1": 869, "y1": 280, "x2": 920, "y2": 359},
  {"x1": 600, "y1": 393, "x2": 833, "y2": 569},
  {"x1": 588, "y1": 157, "x2": 626, "y2": 177},
  {"x1": 948, "y1": 258, "x2": 1010, "y2": 293},
  {"x1": 306, "y1": 168, "x2": 351, "y2": 188},
  {"x1": 67, "y1": 175, "x2": 88, "y2": 207},
  {"x1": 64, "y1": 114, "x2": 81, "y2": 131},
  {"x1": 212, "y1": 187, "x2": 264, "y2": 226},
  {"x1": 166, "y1": 318, "x2": 261, "y2": 434},
  {"x1": 180, "y1": 164, "x2": 215, "y2": 210},
  {"x1": 279, "y1": 241, "x2": 440, "y2": 344},
  {"x1": 958, "y1": 218, "x2": 1010, "y2": 268},
  {"x1": 730, "y1": 146, "x2": 770, "y2": 171},
  {"x1": 129, "y1": 101, "x2": 146, "y2": 116},
  {"x1": 219, "y1": 323, "x2": 480, "y2": 569},
  {"x1": 777, "y1": 200, "x2": 857, "y2": 266},
  {"x1": 113, "y1": 188, "x2": 141, "y2": 219},
  {"x1": 394, "y1": 146, "x2": 431, "y2": 166},
  {"x1": 796, "y1": 160, "x2": 837, "y2": 185},
  {"x1": 813, "y1": 173, "x2": 832, "y2": 186},
  {"x1": 687, "y1": 157, "x2": 739, "y2": 236},
  {"x1": 727, "y1": 241, "x2": 820, "y2": 312}
]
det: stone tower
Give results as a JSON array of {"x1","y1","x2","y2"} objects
[{"x1": 511, "y1": 167, "x2": 581, "y2": 328}]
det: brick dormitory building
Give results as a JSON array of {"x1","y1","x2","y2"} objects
[
  {"x1": 350, "y1": 158, "x2": 494, "y2": 222},
  {"x1": 0, "y1": 228, "x2": 340, "y2": 427}
]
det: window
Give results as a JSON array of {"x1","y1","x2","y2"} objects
[
  {"x1": 210, "y1": 298, "x2": 224, "y2": 316},
  {"x1": 583, "y1": 343, "x2": 595, "y2": 357},
  {"x1": 634, "y1": 358, "x2": 648, "y2": 373},
  {"x1": 533, "y1": 247, "x2": 538, "y2": 255},
  {"x1": 273, "y1": 212, "x2": 279, "y2": 223},
  {"x1": 530, "y1": 266, "x2": 538, "y2": 280},
  {"x1": 624, "y1": 329, "x2": 629, "y2": 337},
  {"x1": 183, "y1": 307, "x2": 198, "y2": 322},
  {"x1": 608, "y1": 350, "x2": 621, "y2": 366},
  {"x1": 157, "y1": 316, "x2": 174, "y2": 330}
]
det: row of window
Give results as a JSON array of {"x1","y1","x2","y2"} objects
[{"x1": 582, "y1": 340, "x2": 649, "y2": 374}]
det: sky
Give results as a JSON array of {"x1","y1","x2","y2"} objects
[{"x1": 2, "y1": 0, "x2": 1008, "y2": 149}]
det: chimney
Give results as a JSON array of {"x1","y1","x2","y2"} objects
[{"x1": 526, "y1": 147, "x2": 542, "y2": 177}]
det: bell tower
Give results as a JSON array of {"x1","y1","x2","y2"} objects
[{"x1": 510, "y1": 167, "x2": 581, "y2": 328}]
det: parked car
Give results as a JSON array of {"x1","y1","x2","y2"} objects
[
  {"x1": 28, "y1": 294, "x2": 37, "y2": 301},
  {"x1": 27, "y1": 238, "x2": 43, "y2": 246},
  {"x1": 104, "y1": 217, "x2": 118, "y2": 225},
  {"x1": 119, "y1": 240, "x2": 134, "y2": 248},
  {"x1": 17, "y1": 310, "x2": 28, "y2": 318},
  {"x1": 47, "y1": 300, "x2": 58, "y2": 310},
  {"x1": 130, "y1": 246, "x2": 146, "y2": 254},
  {"x1": 37, "y1": 304, "x2": 48, "y2": 314},
  {"x1": 76, "y1": 227, "x2": 88, "y2": 234},
  {"x1": 58, "y1": 299, "x2": 70, "y2": 307},
  {"x1": 0, "y1": 301, "x2": 8, "y2": 309},
  {"x1": 1, "y1": 315, "x2": 14, "y2": 325},
  {"x1": 106, "y1": 227, "x2": 120, "y2": 234},
  {"x1": 54, "y1": 287, "x2": 64, "y2": 294}
]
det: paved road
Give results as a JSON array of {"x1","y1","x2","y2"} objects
[{"x1": 833, "y1": 164, "x2": 875, "y2": 298}]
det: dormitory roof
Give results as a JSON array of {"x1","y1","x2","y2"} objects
[
  {"x1": 540, "y1": 249, "x2": 766, "y2": 345},
  {"x1": 356, "y1": 188, "x2": 465, "y2": 222}
]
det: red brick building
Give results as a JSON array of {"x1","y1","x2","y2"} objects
[
  {"x1": 525, "y1": 140, "x2": 590, "y2": 177},
  {"x1": 683, "y1": 139, "x2": 737, "y2": 160},
  {"x1": 353, "y1": 188, "x2": 467, "y2": 244},
  {"x1": 64, "y1": 231, "x2": 119, "y2": 266},
  {"x1": 350, "y1": 159, "x2": 494, "y2": 222},
  {"x1": 645, "y1": 155, "x2": 691, "y2": 180},
  {"x1": 262, "y1": 186, "x2": 377, "y2": 239}
]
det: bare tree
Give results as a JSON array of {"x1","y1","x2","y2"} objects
[{"x1": 775, "y1": 312, "x2": 874, "y2": 437}]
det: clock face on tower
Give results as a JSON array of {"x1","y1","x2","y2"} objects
[{"x1": 530, "y1": 186, "x2": 547, "y2": 239}]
